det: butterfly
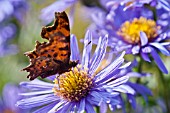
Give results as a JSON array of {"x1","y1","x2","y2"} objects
[{"x1": 22, "y1": 11, "x2": 78, "y2": 80}]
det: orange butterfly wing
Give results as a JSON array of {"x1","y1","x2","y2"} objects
[{"x1": 23, "y1": 12, "x2": 78, "y2": 80}]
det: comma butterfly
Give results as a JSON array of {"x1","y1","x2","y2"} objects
[{"x1": 23, "y1": 12, "x2": 78, "y2": 80}]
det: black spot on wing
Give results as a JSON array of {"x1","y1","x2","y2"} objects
[
  {"x1": 61, "y1": 53, "x2": 68, "y2": 56},
  {"x1": 53, "y1": 59, "x2": 63, "y2": 64},
  {"x1": 53, "y1": 53, "x2": 58, "y2": 57},
  {"x1": 59, "y1": 45, "x2": 69, "y2": 51}
]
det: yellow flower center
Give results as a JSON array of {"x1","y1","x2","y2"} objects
[
  {"x1": 53, "y1": 65, "x2": 94, "y2": 102},
  {"x1": 117, "y1": 17, "x2": 160, "y2": 44}
]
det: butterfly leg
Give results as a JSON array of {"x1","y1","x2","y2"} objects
[{"x1": 56, "y1": 74, "x2": 61, "y2": 89}]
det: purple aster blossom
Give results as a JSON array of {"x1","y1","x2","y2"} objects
[
  {"x1": 0, "y1": 0, "x2": 28, "y2": 22},
  {"x1": 0, "y1": 23, "x2": 18, "y2": 57},
  {"x1": 16, "y1": 30, "x2": 142, "y2": 113},
  {"x1": 0, "y1": 83, "x2": 29, "y2": 113},
  {"x1": 40, "y1": 0, "x2": 78, "y2": 25},
  {"x1": 89, "y1": 5, "x2": 170, "y2": 74},
  {"x1": 107, "y1": 0, "x2": 170, "y2": 11},
  {"x1": 0, "y1": 0, "x2": 28, "y2": 57},
  {"x1": 40, "y1": 0, "x2": 112, "y2": 25}
]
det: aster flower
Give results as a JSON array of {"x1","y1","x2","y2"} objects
[
  {"x1": 40, "y1": 0, "x2": 78, "y2": 25},
  {"x1": 0, "y1": 83, "x2": 29, "y2": 113},
  {"x1": 0, "y1": 24, "x2": 18, "y2": 57},
  {"x1": 0, "y1": 0, "x2": 28, "y2": 57},
  {"x1": 40, "y1": 0, "x2": 112, "y2": 25},
  {"x1": 89, "y1": 5, "x2": 170, "y2": 74},
  {"x1": 0, "y1": 0, "x2": 28, "y2": 22},
  {"x1": 16, "y1": 30, "x2": 140, "y2": 113},
  {"x1": 107, "y1": 0, "x2": 170, "y2": 11}
]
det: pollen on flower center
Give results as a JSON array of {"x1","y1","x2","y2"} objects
[
  {"x1": 117, "y1": 17, "x2": 160, "y2": 44},
  {"x1": 53, "y1": 65, "x2": 94, "y2": 102}
]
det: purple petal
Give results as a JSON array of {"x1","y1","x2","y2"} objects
[
  {"x1": 81, "y1": 30, "x2": 92, "y2": 68},
  {"x1": 20, "y1": 79, "x2": 54, "y2": 90},
  {"x1": 68, "y1": 5, "x2": 75, "y2": 28},
  {"x1": 33, "y1": 102, "x2": 57, "y2": 113},
  {"x1": 100, "y1": 102, "x2": 107, "y2": 113},
  {"x1": 56, "y1": 102, "x2": 74, "y2": 113},
  {"x1": 78, "y1": 98, "x2": 85, "y2": 113},
  {"x1": 70, "y1": 34, "x2": 80, "y2": 61},
  {"x1": 95, "y1": 65, "x2": 122, "y2": 85},
  {"x1": 119, "y1": 62, "x2": 131, "y2": 69},
  {"x1": 127, "y1": 82, "x2": 152, "y2": 102},
  {"x1": 127, "y1": 94, "x2": 136, "y2": 109},
  {"x1": 49, "y1": 100, "x2": 66, "y2": 113},
  {"x1": 140, "y1": 31, "x2": 148, "y2": 46},
  {"x1": 161, "y1": 42, "x2": 170, "y2": 46},
  {"x1": 126, "y1": 72, "x2": 151, "y2": 78},
  {"x1": 95, "y1": 51, "x2": 125, "y2": 83},
  {"x1": 19, "y1": 90, "x2": 53, "y2": 96},
  {"x1": 150, "y1": 48, "x2": 168, "y2": 74},
  {"x1": 142, "y1": 46, "x2": 152, "y2": 53},
  {"x1": 150, "y1": 42, "x2": 170, "y2": 56},
  {"x1": 85, "y1": 101, "x2": 96, "y2": 113},
  {"x1": 47, "y1": 75, "x2": 56, "y2": 81},
  {"x1": 155, "y1": 33, "x2": 167, "y2": 42},
  {"x1": 104, "y1": 76, "x2": 129, "y2": 88},
  {"x1": 2, "y1": 84, "x2": 19, "y2": 111},
  {"x1": 141, "y1": 52, "x2": 151, "y2": 62},
  {"x1": 89, "y1": 35, "x2": 108, "y2": 75},
  {"x1": 89, "y1": 91, "x2": 104, "y2": 105},
  {"x1": 87, "y1": 95, "x2": 102, "y2": 106},
  {"x1": 159, "y1": 0, "x2": 170, "y2": 11},
  {"x1": 128, "y1": 82, "x2": 152, "y2": 95},
  {"x1": 132, "y1": 46, "x2": 140, "y2": 54},
  {"x1": 16, "y1": 94, "x2": 58, "y2": 109},
  {"x1": 112, "y1": 85, "x2": 135, "y2": 94}
]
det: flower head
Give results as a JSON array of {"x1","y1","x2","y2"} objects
[
  {"x1": 40, "y1": 0, "x2": 78, "y2": 25},
  {"x1": 0, "y1": 83, "x2": 29, "y2": 113},
  {"x1": 16, "y1": 30, "x2": 139, "y2": 113},
  {"x1": 90, "y1": 5, "x2": 170, "y2": 74},
  {"x1": 117, "y1": 17, "x2": 160, "y2": 44},
  {"x1": 40, "y1": 0, "x2": 112, "y2": 25},
  {"x1": 53, "y1": 65, "x2": 94, "y2": 102},
  {"x1": 0, "y1": 0, "x2": 28, "y2": 57}
]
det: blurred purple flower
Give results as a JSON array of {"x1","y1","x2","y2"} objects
[
  {"x1": 0, "y1": 0, "x2": 28, "y2": 22},
  {"x1": 0, "y1": 0, "x2": 28, "y2": 57},
  {"x1": 0, "y1": 23, "x2": 18, "y2": 57},
  {"x1": 15, "y1": 30, "x2": 146, "y2": 113},
  {"x1": 89, "y1": 5, "x2": 170, "y2": 74},
  {"x1": 40, "y1": 0, "x2": 112, "y2": 25},
  {"x1": 0, "y1": 83, "x2": 29, "y2": 113},
  {"x1": 40, "y1": 0, "x2": 78, "y2": 25}
]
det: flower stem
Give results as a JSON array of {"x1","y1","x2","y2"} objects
[
  {"x1": 144, "y1": 4, "x2": 157, "y2": 21},
  {"x1": 136, "y1": 57, "x2": 143, "y2": 83},
  {"x1": 158, "y1": 69, "x2": 170, "y2": 113},
  {"x1": 96, "y1": 106, "x2": 100, "y2": 113}
]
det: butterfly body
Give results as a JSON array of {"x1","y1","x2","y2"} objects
[{"x1": 23, "y1": 12, "x2": 78, "y2": 80}]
